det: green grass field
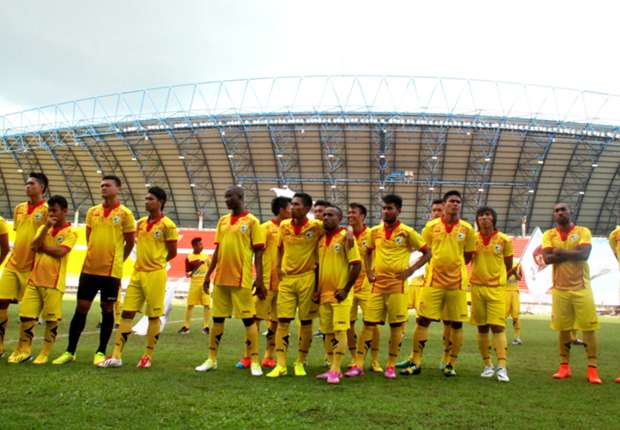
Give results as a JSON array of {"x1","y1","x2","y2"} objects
[{"x1": 1, "y1": 298, "x2": 619, "y2": 430}]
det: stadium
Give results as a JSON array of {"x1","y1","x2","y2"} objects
[{"x1": 1, "y1": 75, "x2": 620, "y2": 429}]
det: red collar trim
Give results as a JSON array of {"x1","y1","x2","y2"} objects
[
  {"x1": 383, "y1": 221, "x2": 400, "y2": 240},
  {"x1": 230, "y1": 210, "x2": 249, "y2": 225},
  {"x1": 271, "y1": 218, "x2": 281, "y2": 226},
  {"x1": 102, "y1": 201, "x2": 121, "y2": 217},
  {"x1": 292, "y1": 217, "x2": 309, "y2": 235},
  {"x1": 441, "y1": 217, "x2": 460, "y2": 233},
  {"x1": 480, "y1": 230, "x2": 498, "y2": 246},
  {"x1": 556, "y1": 224, "x2": 576, "y2": 241},
  {"x1": 325, "y1": 227, "x2": 345, "y2": 246},
  {"x1": 353, "y1": 225, "x2": 367, "y2": 239},
  {"x1": 51, "y1": 222, "x2": 71, "y2": 237},
  {"x1": 146, "y1": 214, "x2": 165, "y2": 232},
  {"x1": 27, "y1": 199, "x2": 45, "y2": 215}
]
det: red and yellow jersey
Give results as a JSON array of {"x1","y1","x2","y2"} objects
[
  {"x1": 6, "y1": 200, "x2": 48, "y2": 272},
  {"x1": 278, "y1": 218, "x2": 324, "y2": 275},
  {"x1": 422, "y1": 217, "x2": 476, "y2": 290},
  {"x1": 609, "y1": 226, "x2": 620, "y2": 263},
  {"x1": 0, "y1": 216, "x2": 8, "y2": 236},
  {"x1": 262, "y1": 219, "x2": 281, "y2": 291},
  {"x1": 352, "y1": 225, "x2": 371, "y2": 292},
  {"x1": 134, "y1": 215, "x2": 178, "y2": 272},
  {"x1": 318, "y1": 227, "x2": 361, "y2": 303},
  {"x1": 187, "y1": 251, "x2": 211, "y2": 288},
  {"x1": 470, "y1": 231, "x2": 513, "y2": 287},
  {"x1": 368, "y1": 221, "x2": 426, "y2": 294},
  {"x1": 542, "y1": 225, "x2": 591, "y2": 291},
  {"x1": 82, "y1": 202, "x2": 136, "y2": 279},
  {"x1": 506, "y1": 262, "x2": 522, "y2": 292},
  {"x1": 213, "y1": 211, "x2": 265, "y2": 289},
  {"x1": 29, "y1": 224, "x2": 77, "y2": 292}
]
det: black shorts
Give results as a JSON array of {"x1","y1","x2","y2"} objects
[{"x1": 77, "y1": 273, "x2": 121, "y2": 303}]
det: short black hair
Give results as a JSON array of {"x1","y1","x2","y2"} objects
[
  {"x1": 226, "y1": 185, "x2": 244, "y2": 200},
  {"x1": 29, "y1": 172, "x2": 49, "y2": 193},
  {"x1": 47, "y1": 194, "x2": 68, "y2": 210},
  {"x1": 325, "y1": 204, "x2": 343, "y2": 218},
  {"x1": 349, "y1": 202, "x2": 367, "y2": 217},
  {"x1": 431, "y1": 198, "x2": 444, "y2": 206},
  {"x1": 475, "y1": 206, "x2": 498, "y2": 229},
  {"x1": 293, "y1": 192, "x2": 313, "y2": 209},
  {"x1": 443, "y1": 190, "x2": 461, "y2": 202},
  {"x1": 271, "y1": 196, "x2": 292, "y2": 216},
  {"x1": 148, "y1": 186, "x2": 167, "y2": 210},
  {"x1": 191, "y1": 237, "x2": 202, "y2": 246},
  {"x1": 313, "y1": 199, "x2": 331, "y2": 207},
  {"x1": 382, "y1": 194, "x2": 403, "y2": 209},
  {"x1": 102, "y1": 175, "x2": 122, "y2": 187}
]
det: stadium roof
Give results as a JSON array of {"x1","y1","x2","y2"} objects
[{"x1": 1, "y1": 75, "x2": 619, "y2": 234}]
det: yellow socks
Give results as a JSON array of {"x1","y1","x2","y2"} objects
[
  {"x1": 323, "y1": 333, "x2": 335, "y2": 366},
  {"x1": 331, "y1": 330, "x2": 347, "y2": 372},
  {"x1": 448, "y1": 327, "x2": 464, "y2": 366},
  {"x1": 355, "y1": 324, "x2": 374, "y2": 368},
  {"x1": 412, "y1": 324, "x2": 429, "y2": 367},
  {"x1": 298, "y1": 323, "x2": 313, "y2": 364},
  {"x1": 387, "y1": 325, "x2": 402, "y2": 368},
  {"x1": 208, "y1": 320, "x2": 225, "y2": 361},
  {"x1": 442, "y1": 324, "x2": 452, "y2": 365},
  {"x1": 245, "y1": 322, "x2": 259, "y2": 364},
  {"x1": 371, "y1": 326, "x2": 380, "y2": 363},
  {"x1": 203, "y1": 307, "x2": 211, "y2": 329},
  {"x1": 513, "y1": 318, "x2": 521, "y2": 338},
  {"x1": 17, "y1": 319, "x2": 36, "y2": 356},
  {"x1": 275, "y1": 321, "x2": 290, "y2": 367},
  {"x1": 477, "y1": 331, "x2": 492, "y2": 366},
  {"x1": 145, "y1": 318, "x2": 161, "y2": 357},
  {"x1": 41, "y1": 320, "x2": 59, "y2": 356},
  {"x1": 347, "y1": 326, "x2": 357, "y2": 357},
  {"x1": 0, "y1": 307, "x2": 8, "y2": 354},
  {"x1": 491, "y1": 330, "x2": 507, "y2": 368},
  {"x1": 582, "y1": 331, "x2": 598, "y2": 367},
  {"x1": 559, "y1": 330, "x2": 572, "y2": 364},
  {"x1": 112, "y1": 318, "x2": 133, "y2": 359},
  {"x1": 183, "y1": 305, "x2": 194, "y2": 328}
]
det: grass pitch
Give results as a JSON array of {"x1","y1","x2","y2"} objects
[{"x1": 1, "y1": 298, "x2": 619, "y2": 430}]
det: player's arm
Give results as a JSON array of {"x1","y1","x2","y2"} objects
[
  {"x1": 123, "y1": 232, "x2": 135, "y2": 261},
  {"x1": 253, "y1": 247, "x2": 266, "y2": 300},
  {"x1": 165, "y1": 240, "x2": 177, "y2": 261},
  {"x1": 504, "y1": 256, "x2": 513, "y2": 274},
  {"x1": 551, "y1": 244, "x2": 591, "y2": 262},
  {"x1": 335, "y1": 261, "x2": 361, "y2": 302},
  {"x1": 277, "y1": 245, "x2": 284, "y2": 278},
  {"x1": 31, "y1": 216, "x2": 55, "y2": 252},
  {"x1": 185, "y1": 257, "x2": 193, "y2": 278},
  {"x1": 365, "y1": 247, "x2": 375, "y2": 282},
  {"x1": 609, "y1": 233, "x2": 619, "y2": 262},
  {"x1": 401, "y1": 246, "x2": 431, "y2": 280},
  {"x1": 204, "y1": 245, "x2": 219, "y2": 293},
  {"x1": 86, "y1": 226, "x2": 92, "y2": 243},
  {"x1": 0, "y1": 233, "x2": 9, "y2": 265}
]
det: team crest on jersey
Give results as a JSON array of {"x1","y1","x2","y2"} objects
[
  {"x1": 55, "y1": 235, "x2": 64, "y2": 244},
  {"x1": 34, "y1": 212, "x2": 43, "y2": 222},
  {"x1": 240, "y1": 224, "x2": 249, "y2": 233},
  {"x1": 305, "y1": 230, "x2": 314, "y2": 240},
  {"x1": 334, "y1": 243, "x2": 343, "y2": 253},
  {"x1": 395, "y1": 236, "x2": 404, "y2": 245},
  {"x1": 154, "y1": 230, "x2": 162, "y2": 239},
  {"x1": 570, "y1": 234, "x2": 578, "y2": 242},
  {"x1": 112, "y1": 215, "x2": 121, "y2": 225},
  {"x1": 457, "y1": 231, "x2": 465, "y2": 241},
  {"x1": 494, "y1": 244, "x2": 502, "y2": 254},
  {"x1": 361, "y1": 240, "x2": 367, "y2": 248}
]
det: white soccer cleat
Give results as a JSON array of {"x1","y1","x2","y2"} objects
[
  {"x1": 496, "y1": 367, "x2": 510, "y2": 382},
  {"x1": 480, "y1": 364, "x2": 495, "y2": 378},
  {"x1": 512, "y1": 337, "x2": 522, "y2": 345},
  {"x1": 250, "y1": 362, "x2": 263, "y2": 377},
  {"x1": 97, "y1": 357, "x2": 123, "y2": 368},
  {"x1": 195, "y1": 358, "x2": 217, "y2": 372}
]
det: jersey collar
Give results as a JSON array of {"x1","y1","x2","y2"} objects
[
  {"x1": 480, "y1": 230, "x2": 498, "y2": 246},
  {"x1": 27, "y1": 199, "x2": 45, "y2": 215},
  {"x1": 146, "y1": 214, "x2": 165, "y2": 232},
  {"x1": 292, "y1": 217, "x2": 309, "y2": 235},
  {"x1": 352, "y1": 224, "x2": 367, "y2": 239},
  {"x1": 230, "y1": 210, "x2": 249, "y2": 225},
  {"x1": 102, "y1": 201, "x2": 121, "y2": 217},
  {"x1": 556, "y1": 223, "x2": 576, "y2": 241},
  {"x1": 51, "y1": 222, "x2": 71, "y2": 237},
  {"x1": 325, "y1": 226, "x2": 345, "y2": 246},
  {"x1": 383, "y1": 220, "x2": 400, "y2": 240},
  {"x1": 271, "y1": 218, "x2": 281, "y2": 226},
  {"x1": 441, "y1": 216, "x2": 460, "y2": 233}
]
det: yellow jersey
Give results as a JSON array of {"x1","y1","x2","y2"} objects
[
  {"x1": 29, "y1": 224, "x2": 78, "y2": 292},
  {"x1": 213, "y1": 211, "x2": 265, "y2": 289},
  {"x1": 506, "y1": 262, "x2": 522, "y2": 292},
  {"x1": 352, "y1": 225, "x2": 371, "y2": 292},
  {"x1": 318, "y1": 227, "x2": 361, "y2": 304},
  {"x1": 6, "y1": 200, "x2": 48, "y2": 272},
  {"x1": 187, "y1": 251, "x2": 211, "y2": 288},
  {"x1": 368, "y1": 221, "x2": 426, "y2": 294},
  {"x1": 134, "y1": 215, "x2": 178, "y2": 272},
  {"x1": 422, "y1": 217, "x2": 476, "y2": 290},
  {"x1": 609, "y1": 226, "x2": 620, "y2": 263},
  {"x1": 262, "y1": 219, "x2": 281, "y2": 291},
  {"x1": 542, "y1": 225, "x2": 591, "y2": 291},
  {"x1": 470, "y1": 231, "x2": 513, "y2": 287},
  {"x1": 0, "y1": 216, "x2": 8, "y2": 236},
  {"x1": 278, "y1": 218, "x2": 324, "y2": 275},
  {"x1": 82, "y1": 202, "x2": 136, "y2": 279}
]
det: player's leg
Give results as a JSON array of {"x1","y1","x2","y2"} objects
[
  {"x1": 408, "y1": 287, "x2": 443, "y2": 373},
  {"x1": 34, "y1": 287, "x2": 64, "y2": 364},
  {"x1": 442, "y1": 289, "x2": 468, "y2": 376},
  {"x1": 347, "y1": 291, "x2": 384, "y2": 375},
  {"x1": 195, "y1": 285, "x2": 231, "y2": 371},
  {"x1": 267, "y1": 276, "x2": 296, "y2": 376},
  {"x1": 296, "y1": 272, "x2": 318, "y2": 376},
  {"x1": 551, "y1": 289, "x2": 574, "y2": 379},
  {"x1": 471, "y1": 285, "x2": 492, "y2": 376},
  {"x1": 9, "y1": 283, "x2": 40, "y2": 363},
  {"x1": 180, "y1": 305, "x2": 193, "y2": 334},
  {"x1": 96, "y1": 277, "x2": 121, "y2": 364},
  {"x1": 383, "y1": 293, "x2": 408, "y2": 379},
  {"x1": 317, "y1": 303, "x2": 335, "y2": 380},
  {"x1": 230, "y1": 286, "x2": 260, "y2": 375},
  {"x1": 0, "y1": 269, "x2": 29, "y2": 357},
  {"x1": 573, "y1": 288, "x2": 601, "y2": 384},
  {"x1": 347, "y1": 296, "x2": 359, "y2": 363}
]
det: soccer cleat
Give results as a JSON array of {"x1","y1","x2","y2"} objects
[
  {"x1": 235, "y1": 356, "x2": 251, "y2": 369},
  {"x1": 370, "y1": 360, "x2": 384, "y2": 373},
  {"x1": 400, "y1": 363, "x2": 422, "y2": 376},
  {"x1": 384, "y1": 366, "x2": 397, "y2": 379},
  {"x1": 195, "y1": 358, "x2": 217, "y2": 372},
  {"x1": 395, "y1": 359, "x2": 414, "y2": 369},
  {"x1": 32, "y1": 353, "x2": 48, "y2": 365},
  {"x1": 326, "y1": 370, "x2": 342, "y2": 384},
  {"x1": 344, "y1": 365, "x2": 365, "y2": 377},
  {"x1": 97, "y1": 357, "x2": 123, "y2": 368},
  {"x1": 52, "y1": 351, "x2": 76, "y2": 365},
  {"x1": 93, "y1": 352, "x2": 106, "y2": 366},
  {"x1": 7, "y1": 351, "x2": 32, "y2": 364},
  {"x1": 316, "y1": 370, "x2": 331, "y2": 380},
  {"x1": 177, "y1": 326, "x2": 190, "y2": 335},
  {"x1": 313, "y1": 329, "x2": 323, "y2": 338},
  {"x1": 96, "y1": 321, "x2": 102, "y2": 329},
  {"x1": 512, "y1": 337, "x2": 522, "y2": 345},
  {"x1": 250, "y1": 362, "x2": 263, "y2": 376},
  {"x1": 294, "y1": 361, "x2": 307, "y2": 376},
  {"x1": 496, "y1": 367, "x2": 510, "y2": 382},
  {"x1": 136, "y1": 355, "x2": 152, "y2": 369},
  {"x1": 480, "y1": 364, "x2": 495, "y2": 378},
  {"x1": 572, "y1": 338, "x2": 584, "y2": 346},
  {"x1": 587, "y1": 367, "x2": 602, "y2": 385},
  {"x1": 114, "y1": 323, "x2": 120, "y2": 329},
  {"x1": 552, "y1": 364, "x2": 572, "y2": 379},
  {"x1": 266, "y1": 364, "x2": 288, "y2": 378},
  {"x1": 443, "y1": 364, "x2": 457, "y2": 377},
  {"x1": 615, "y1": 376, "x2": 620, "y2": 383},
  {"x1": 438, "y1": 362, "x2": 447, "y2": 371},
  {"x1": 261, "y1": 357, "x2": 275, "y2": 368},
  {"x1": 201, "y1": 327, "x2": 210, "y2": 336}
]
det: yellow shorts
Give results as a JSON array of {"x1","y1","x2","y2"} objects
[
  {"x1": 0, "y1": 268, "x2": 30, "y2": 302},
  {"x1": 405, "y1": 282, "x2": 415, "y2": 310},
  {"x1": 19, "y1": 283, "x2": 63, "y2": 321},
  {"x1": 350, "y1": 285, "x2": 371, "y2": 321},
  {"x1": 364, "y1": 291, "x2": 408, "y2": 324},
  {"x1": 212, "y1": 285, "x2": 255, "y2": 319},
  {"x1": 418, "y1": 287, "x2": 468, "y2": 322},
  {"x1": 122, "y1": 269, "x2": 166, "y2": 318},
  {"x1": 320, "y1": 297, "x2": 352, "y2": 333},
  {"x1": 505, "y1": 290, "x2": 520, "y2": 319},
  {"x1": 255, "y1": 290, "x2": 278, "y2": 321},
  {"x1": 470, "y1": 285, "x2": 506, "y2": 327},
  {"x1": 187, "y1": 281, "x2": 210, "y2": 307},
  {"x1": 551, "y1": 288, "x2": 599, "y2": 331},
  {"x1": 277, "y1": 271, "x2": 318, "y2": 321}
]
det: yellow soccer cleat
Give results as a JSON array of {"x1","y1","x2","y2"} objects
[
  {"x1": 7, "y1": 351, "x2": 32, "y2": 364},
  {"x1": 266, "y1": 364, "x2": 288, "y2": 378},
  {"x1": 294, "y1": 361, "x2": 307, "y2": 377},
  {"x1": 52, "y1": 351, "x2": 76, "y2": 365},
  {"x1": 93, "y1": 352, "x2": 106, "y2": 366},
  {"x1": 32, "y1": 353, "x2": 48, "y2": 365},
  {"x1": 370, "y1": 360, "x2": 384, "y2": 373}
]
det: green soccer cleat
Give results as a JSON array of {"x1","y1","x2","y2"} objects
[
  {"x1": 266, "y1": 364, "x2": 288, "y2": 378},
  {"x1": 32, "y1": 353, "x2": 48, "y2": 365},
  {"x1": 395, "y1": 359, "x2": 414, "y2": 369},
  {"x1": 52, "y1": 351, "x2": 76, "y2": 365},
  {"x1": 195, "y1": 358, "x2": 217, "y2": 372},
  {"x1": 93, "y1": 352, "x2": 106, "y2": 366},
  {"x1": 294, "y1": 361, "x2": 307, "y2": 376},
  {"x1": 7, "y1": 351, "x2": 32, "y2": 364}
]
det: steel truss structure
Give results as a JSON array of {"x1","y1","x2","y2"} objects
[{"x1": 1, "y1": 76, "x2": 619, "y2": 234}]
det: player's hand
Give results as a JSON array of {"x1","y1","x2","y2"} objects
[
  {"x1": 334, "y1": 288, "x2": 348, "y2": 302},
  {"x1": 203, "y1": 280, "x2": 210, "y2": 295},
  {"x1": 45, "y1": 215, "x2": 58, "y2": 228},
  {"x1": 254, "y1": 279, "x2": 267, "y2": 300},
  {"x1": 367, "y1": 270, "x2": 376, "y2": 283},
  {"x1": 312, "y1": 291, "x2": 320, "y2": 304},
  {"x1": 344, "y1": 229, "x2": 355, "y2": 249}
]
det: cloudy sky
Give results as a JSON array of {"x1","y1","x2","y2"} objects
[{"x1": 1, "y1": 0, "x2": 617, "y2": 115}]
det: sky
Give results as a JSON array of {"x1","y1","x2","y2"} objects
[{"x1": 1, "y1": 0, "x2": 618, "y2": 116}]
